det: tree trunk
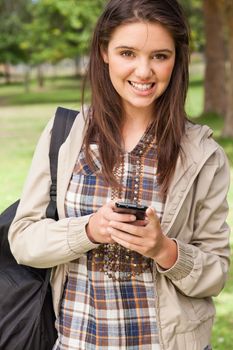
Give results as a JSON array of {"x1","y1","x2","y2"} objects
[
  {"x1": 74, "y1": 56, "x2": 81, "y2": 77},
  {"x1": 4, "y1": 63, "x2": 11, "y2": 84},
  {"x1": 203, "y1": 0, "x2": 227, "y2": 117},
  {"x1": 24, "y1": 65, "x2": 31, "y2": 93},
  {"x1": 222, "y1": 0, "x2": 233, "y2": 137},
  {"x1": 37, "y1": 64, "x2": 44, "y2": 88}
]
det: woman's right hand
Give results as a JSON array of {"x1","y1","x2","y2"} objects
[{"x1": 86, "y1": 201, "x2": 136, "y2": 244}]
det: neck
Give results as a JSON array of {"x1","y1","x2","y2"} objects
[
  {"x1": 123, "y1": 101, "x2": 155, "y2": 125},
  {"x1": 122, "y1": 118, "x2": 151, "y2": 153},
  {"x1": 121, "y1": 105, "x2": 155, "y2": 152}
]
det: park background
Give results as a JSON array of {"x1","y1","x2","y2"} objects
[{"x1": 0, "y1": 0, "x2": 232, "y2": 348}]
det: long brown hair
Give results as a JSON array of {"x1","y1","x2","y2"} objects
[{"x1": 83, "y1": 0, "x2": 190, "y2": 194}]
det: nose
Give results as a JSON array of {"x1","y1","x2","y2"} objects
[{"x1": 134, "y1": 58, "x2": 153, "y2": 80}]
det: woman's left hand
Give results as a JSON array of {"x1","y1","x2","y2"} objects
[{"x1": 107, "y1": 207, "x2": 178, "y2": 269}]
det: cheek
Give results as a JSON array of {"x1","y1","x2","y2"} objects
[
  {"x1": 108, "y1": 57, "x2": 133, "y2": 79},
  {"x1": 160, "y1": 61, "x2": 175, "y2": 81}
]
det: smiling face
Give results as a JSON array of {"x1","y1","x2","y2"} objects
[{"x1": 102, "y1": 21, "x2": 176, "y2": 119}]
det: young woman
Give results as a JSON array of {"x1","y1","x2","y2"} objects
[{"x1": 9, "y1": 0, "x2": 230, "y2": 349}]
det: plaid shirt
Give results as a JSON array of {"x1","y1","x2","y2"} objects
[
  {"x1": 53, "y1": 135, "x2": 211, "y2": 350},
  {"x1": 53, "y1": 131, "x2": 163, "y2": 350}
]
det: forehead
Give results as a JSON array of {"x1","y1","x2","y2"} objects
[{"x1": 108, "y1": 21, "x2": 175, "y2": 50}]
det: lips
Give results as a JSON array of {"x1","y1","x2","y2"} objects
[{"x1": 129, "y1": 81, "x2": 155, "y2": 91}]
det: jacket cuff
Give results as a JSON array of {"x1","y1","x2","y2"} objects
[
  {"x1": 66, "y1": 215, "x2": 99, "y2": 255},
  {"x1": 156, "y1": 239, "x2": 194, "y2": 280}
]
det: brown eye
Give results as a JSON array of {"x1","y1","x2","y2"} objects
[
  {"x1": 153, "y1": 53, "x2": 168, "y2": 60},
  {"x1": 120, "y1": 50, "x2": 134, "y2": 57}
]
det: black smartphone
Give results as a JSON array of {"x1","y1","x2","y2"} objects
[{"x1": 114, "y1": 201, "x2": 148, "y2": 220}]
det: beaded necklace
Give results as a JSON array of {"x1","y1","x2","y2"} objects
[{"x1": 88, "y1": 125, "x2": 155, "y2": 281}]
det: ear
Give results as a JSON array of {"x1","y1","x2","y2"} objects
[{"x1": 101, "y1": 46, "x2": 109, "y2": 64}]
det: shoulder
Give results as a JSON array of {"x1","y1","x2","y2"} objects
[
  {"x1": 183, "y1": 120, "x2": 229, "y2": 169},
  {"x1": 61, "y1": 106, "x2": 89, "y2": 143},
  {"x1": 40, "y1": 106, "x2": 88, "y2": 143},
  {"x1": 184, "y1": 120, "x2": 213, "y2": 148}
]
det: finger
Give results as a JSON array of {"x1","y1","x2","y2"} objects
[
  {"x1": 131, "y1": 219, "x2": 147, "y2": 227},
  {"x1": 109, "y1": 220, "x2": 142, "y2": 237},
  {"x1": 108, "y1": 227, "x2": 140, "y2": 242},
  {"x1": 145, "y1": 207, "x2": 160, "y2": 225},
  {"x1": 110, "y1": 232, "x2": 142, "y2": 252},
  {"x1": 106, "y1": 201, "x2": 136, "y2": 222},
  {"x1": 102, "y1": 201, "x2": 117, "y2": 221},
  {"x1": 111, "y1": 212, "x2": 136, "y2": 222}
]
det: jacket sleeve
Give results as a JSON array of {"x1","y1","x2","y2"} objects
[
  {"x1": 157, "y1": 147, "x2": 231, "y2": 298},
  {"x1": 8, "y1": 117, "x2": 98, "y2": 268}
]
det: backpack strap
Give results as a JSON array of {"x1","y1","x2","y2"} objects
[
  {"x1": 46, "y1": 106, "x2": 78, "y2": 219},
  {"x1": 33, "y1": 107, "x2": 78, "y2": 323}
]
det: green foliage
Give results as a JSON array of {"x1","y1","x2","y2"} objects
[
  {"x1": 0, "y1": 0, "x2": 106, "y2": 66},
  {"x1": 178, "y1": 0, "x2": 205, "y2": 52},
  {"x1": 0, "y1": 0, "x2": 32, "y2": 64},
  {"x1": 22, "y1": 0, "x2": 106, "y2": 64}
]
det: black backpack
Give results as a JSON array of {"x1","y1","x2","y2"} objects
[{"x1": 0, "y1": 107, "x2": 78, "y2": 350}]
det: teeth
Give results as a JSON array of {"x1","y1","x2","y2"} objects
[{"x1": 130, "y1": 81, "x2": 153, "y2": 91}]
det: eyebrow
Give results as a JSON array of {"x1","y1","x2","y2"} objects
[{"x1": 115, "y1": 45, "x2": 173, "y2": 54}]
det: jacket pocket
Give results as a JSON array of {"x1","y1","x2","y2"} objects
[{"x1": 190, "y1": 296, "x2": 215, "y2": 321}]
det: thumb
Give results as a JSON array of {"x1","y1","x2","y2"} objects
[{"x1": 146, "y1": 207, "x2": 160, "y2": 224}]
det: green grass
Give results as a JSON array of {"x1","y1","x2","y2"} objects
[
  {"x1": 0, "y1": 77, "x2": 85, "y2": 106},
  {"x1": 0, "y1": 77, "x2": 85, "y2": 208},
  {"x1": 0, "y1": 74, "x2": 232, "y2": 349},
  {"x1": 186, "y1": 75, "x2": 204, "y2": 118}
]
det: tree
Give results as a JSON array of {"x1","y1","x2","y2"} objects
[
  {"x1": 0, "y1": 0, "x2": 31, "y2": 83},
  {"x1": 20, "y1": 0, "x2": 106, "y2": 86},
  {"x1": 179, "y1": 0, "x2": 233, "y2": 136},
  {"x1": 179, "y1": 0, "x2": 204, "y2": 52},
  {"x1": 203, "y1": 0, "x2": 227, "y2": 116},
  {"x1": 0, "y1": 0, "x2": 106, "y2": 86},
  {"x1": 222, "y1": 0, "x2": 233, "y2": 137}
]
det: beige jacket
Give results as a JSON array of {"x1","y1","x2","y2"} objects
[{"x1": 9, "y1": 109, "x2": 231, "y2": 350}]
